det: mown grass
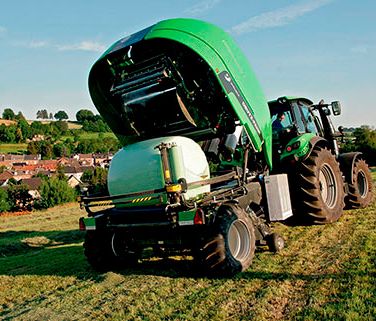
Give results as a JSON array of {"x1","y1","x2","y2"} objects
[
  {"x1": 78, "y1": 132, "x2": 116, "y2": 140},
  {"x1": 0, "y1": 143, "x2": 28, "y2": 154},
  {"x1": 0, "y1": 187, "x2": 375, "y2": 320},
  {"x1": 0, "y1": 132, "x2": 116, "y2": 154},
  {"x1": 60, "y1": 131, "x2": 116, "y2": 141}
]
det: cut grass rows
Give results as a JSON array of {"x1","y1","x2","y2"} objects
[{"x1": 0, "y1": 189, "x2": 375, "y2": 320}]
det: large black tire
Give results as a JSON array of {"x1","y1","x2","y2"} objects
[
  {"x1": 197, "y1": 204, "x2": 256, "y2": 276},
  {"x1": 84, "y1": 231, "x2": 139, "y2": 271},
  {"x1": 346, "y1": 159, "x2": 373, "y2": 209},
  {"x1": 293, "y1": 146, "x2": 345, "y2": 224}
]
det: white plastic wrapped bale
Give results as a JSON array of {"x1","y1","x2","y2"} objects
[{"x1": 107, "y1": 136, "x2": 210, "y2": 202}]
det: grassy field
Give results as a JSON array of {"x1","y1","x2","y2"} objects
[
  {"x1": 0, "y1": 132, "x2": 116, "y2": 155},
  {"x1": 76, "y1": 132, "x2": 116, "y2": 140},
  {"x1": 0, "y1": 182, "x2": 375, "y2": 320},
  {"x1": 0, "y1": 143, "x2": 28, "y2": 154}
]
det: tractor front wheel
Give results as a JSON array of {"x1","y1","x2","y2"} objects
[
  {"x1": 294, "y1": 146, "x2": 345, "y2": 224},
  {"x1": 346, "y1": 159, "x2": 373, "y2": 209}
]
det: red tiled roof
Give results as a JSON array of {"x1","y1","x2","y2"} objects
[
  {"x1": 20, "y1": 177, "x2": 43, "y2": 190},
  {"x1": 0, "y1": 170, "x2": 14, "y2": 180}
]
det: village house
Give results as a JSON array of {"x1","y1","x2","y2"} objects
[
  {"x1": 20, "y1": 177, "x2": 43, "y2": 199},
  {"x1": 0, "y1": 170, "x2": 14, "y2": 186},
  {"x1": 73, "y1": 154, "x2": 94, "y2": 166}
]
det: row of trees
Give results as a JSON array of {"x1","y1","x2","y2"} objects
[
  {"x1": 0, "y1": 119, "x2": 69, "y2": 144},
  {"x1": 2, "y1": 108, "x2": 69, "y2": 121},
  {"x1": 27, "y1": 136, "x2": 121, "y2": 158},
  {"x1": 341, "y1": 126, "x2": 376, "y2": 166},
  {"x1": 2, "y1": 107, "x2": 106, "y2": 123}
]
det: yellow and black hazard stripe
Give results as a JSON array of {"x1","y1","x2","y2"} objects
[
  {"x1": 89, "y1": 200, "x2": 114, "y2": 207},
  {"x1": 131, "y1": 196, "x2": 153, "y2": 204}
]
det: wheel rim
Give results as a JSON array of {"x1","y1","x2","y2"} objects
[
  {"x1": 276, "y1": 237, "x2": 284, "y2": 250},
  {"x1": 357, "y1": 170, "x2": 368, "y2": 198},
  {"x1": 228, "y1": 220, "x2": 251, "y2": 261},
  {"x1": 111, "y1": 233, "x2": 120, "y2": 256},
  {"x1": 319, "y1": 163, "x2": 337, "y2": 208}
]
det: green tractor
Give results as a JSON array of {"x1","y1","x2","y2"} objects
[
  {"x1": 268, "y1": 97, "x2": 373, "y2": 224},
  {"x1": 79, "y1": 18, "x2": 372, "y2": 276}
]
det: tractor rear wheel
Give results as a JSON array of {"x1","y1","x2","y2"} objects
[
  {"x1": 198, "y1": 204, "x2": 255, "y2": 276},
  {"x1": 346, "y1": 159, "x2": 373, "y2": 209},
  {"x1": 294, "y1": 146, "x2": 345, "y2": 224}
]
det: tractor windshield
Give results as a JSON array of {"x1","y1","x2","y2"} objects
[{"x1": 291, "y1": 101, "x2": 320, "y2": 135}]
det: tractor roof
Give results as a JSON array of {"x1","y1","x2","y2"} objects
[{"x1": 268, "y1": 96, "x2": 314, "y2": 108}]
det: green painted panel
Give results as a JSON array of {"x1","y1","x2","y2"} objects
[
  {"x1": 89, "y1": 18, "x2": 272, "y2": 168},
  {"x1": 145, "y1": 19, "x2": 271, "y2": 167},
  {"x1": 280, "y1": 133, "x2": 315, "y2": 161}
]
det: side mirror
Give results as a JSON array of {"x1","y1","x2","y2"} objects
[{"x1": 331, "y1": 101, "x2": 341, "y2": 116}]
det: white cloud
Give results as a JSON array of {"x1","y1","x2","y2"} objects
[
  {"x1": 351, "y1": 45, "x2": 369, "y2": 54},
  {"x1": 57, "y1": 41, "x2": 105, "y2": 52},
  {"x1": 230, "y1": 0, "x2": 333, "y2": 35},
  {"x1": 14, "y1": 39, "x2": 105, "y2": 53},
  {"x1": 29, "y1": 40, "x2": 50, "y2": 48},
  {"x1": 185, "y1": 0, "x2": 222, "y2": 15}
]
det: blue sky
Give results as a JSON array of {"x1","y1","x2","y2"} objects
[{"x1": 0, "y1": 0, "x2": 375, "y2": 127}]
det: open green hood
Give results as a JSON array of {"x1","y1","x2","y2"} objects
[{"x1": 89, "y1": 18, "x2": 272, "y2": 167}]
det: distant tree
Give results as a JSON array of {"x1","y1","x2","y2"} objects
[
  {"x1": 82, "y1": 167, "x2": 108, "y2": 194},
  {"x1": 30, "y1": 121, "x2": 44, "y2": 135},
  {"x1": 54, "y1": 110, "x2": 69, "y2": 121},
  {"x1": 0, "y1": 124, "x2": 16, "y2": 143},
  {"x1": 27, "y1": 141, "x2": 40, "y2": 155},
  {"x1": 28, "y1": 140, "x2": 54, "y2": 159},
  {"x1": 342, "y1": 126, "x2": 376, "y2": 166},
  {"x1": 7, "y1": 184, "x2": 33, "y2": 211},
  {"x1": 53, "y1": 120, "x2": 68, "y2": 133},
  {"x1": 0, "y1": 188, "x2": 11, "y2": 212},
  {"x1": 35, "y1": 176, "x2": 76, "y2": 209},
  {"x1": 15, "y1": 111, "x2": 26, "y2": 121},
  {"x1": 36, "y1": 109, "x2": 49, "y2": 119},
  {"x1": 53, "y1": 142, "x2": 71, "y2": 158},
  {"x1": 76, "y1": 109, "x2": 95, "y2": 123},
  {"x1": 15, "y1": 128, "x2": 23, "y2": 143},
  {"x1": 49, "y1": 112, "x2": 54, "y2": 119},
  {"x1": 41, "y1": 141, "x2": 53, "y2": 159},
  {"x1": 17, "y1": 119, "x2": 31, "y2": 141},
  {"x1": 2, "y1": 108, "x2": 16, "y2": 120}
]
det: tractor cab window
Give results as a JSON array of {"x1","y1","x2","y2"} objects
[
  {"x1": 271, "y1": 110, "x2": 293, "y2": 132},
  {"x1": 291, "y1": 104, "x2": 306, "y2": 134},
  {"x1": 300, "y1": 105, "x2": 319, "y2": 134}
]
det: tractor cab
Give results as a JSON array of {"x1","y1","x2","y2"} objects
[{"x1": 268, "y1": 96, "x2": 342, "y2": 166}]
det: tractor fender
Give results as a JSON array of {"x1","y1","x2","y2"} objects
[
  {"x1": 301, "y1": 136, "x2": 329, "y2": 161},
  {"x1": 337, "y1": 152, "x2": 363, "y2": 183}
]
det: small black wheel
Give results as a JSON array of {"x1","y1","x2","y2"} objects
[
  {"x1": 197, "y1": 204, "x2": 256, "y2": 276},
  {"x1": 84, "y1": 231, "x2": 116, "y2": 271},
  {"x1": 266, "y1": 233, "x2": 284, "y2": 253},
  {"x1": 84, "y1": 230, "x2": 139, "y2": 271}
]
